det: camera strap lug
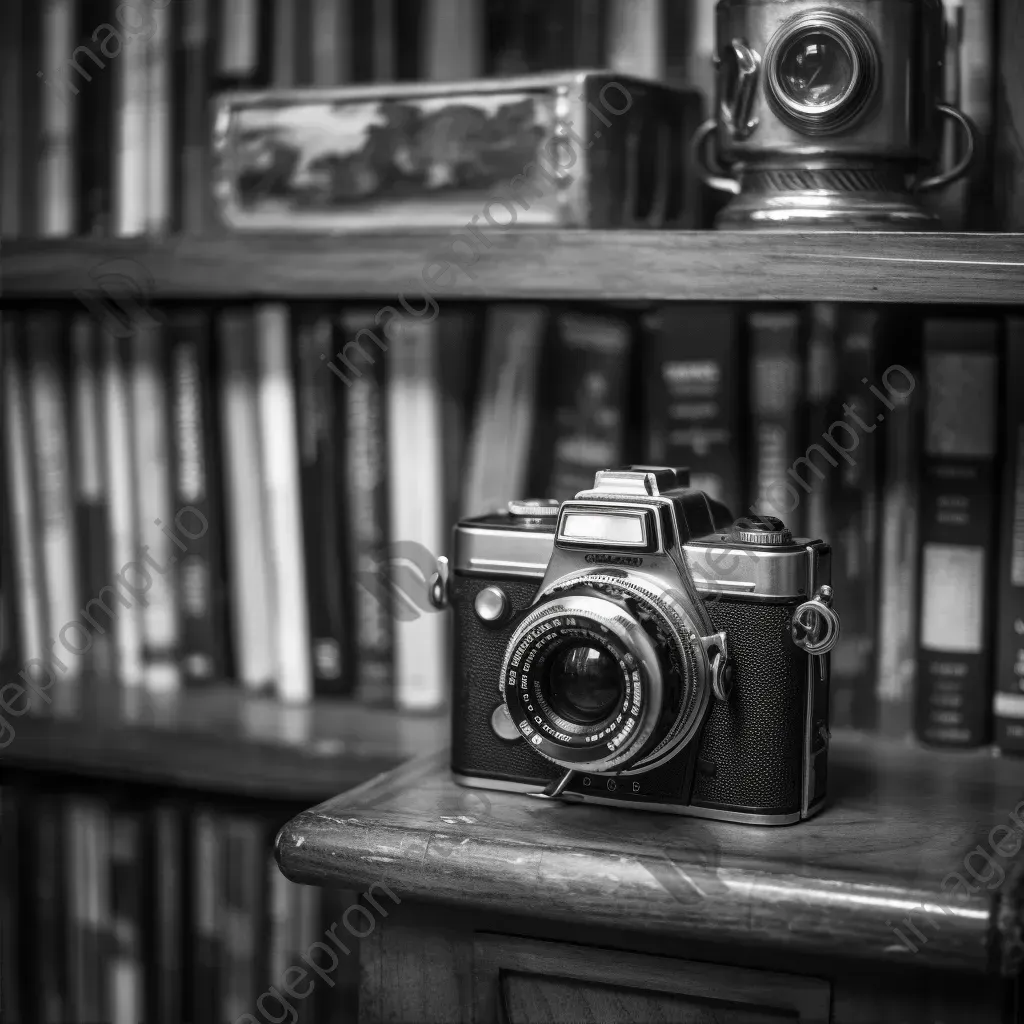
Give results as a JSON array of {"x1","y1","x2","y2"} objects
[
  {"x1": 530, "y1": 770, "x2": 577, "y2": 801},
  {"x1": 428, "y1": 556, "x2": 450, "y2": 610},
  {"x1": 699, "y1": 632, "x2": 733, "y2": 702},
  {"x1": 792, "y1": 585, "x2": 840, "y2": 655}
]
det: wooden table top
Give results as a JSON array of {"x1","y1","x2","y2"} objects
[{"x1": 276, "y1": 732, "x2": 1024, "y2": 976}]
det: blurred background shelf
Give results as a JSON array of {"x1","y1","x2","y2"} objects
[
  {"x1": 0, "y1": 683, "x2": 448, "y2": 802},
  {"x1": 5, "y1": 231, "x2": 1024, "y2": 305}
]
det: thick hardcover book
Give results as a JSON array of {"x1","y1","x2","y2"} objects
[
  {"x1": 423, "y1": 0, "x2": 483, "y2": 79},
  {"x1": 256, "y1": 304, "x2": 312, "y2": 704},
  {"x1": 915, "y1": 318, "x2": 1000, "y2": 747},
  {"x1": 221, "y1": 816, "x2": 266, "y2": 1022},
  {"x1": 110, "y1": 810, "x2": 144, "y2": 1024},
  {"x1": 311, "y1": 0, "x2": 352, "y2": 84},
  {"x1": 3, "y1": 315, "x2": 48, "y2": 687},
  {"x1": 995, "y1": 318, "x2": 1024, "y2": 752},
  {"x1": 218, "y1": 0, "x2": 262, "y2": 80},
  {"x1": 173, "y1": 0, "x2": 212, "y2": 233},
  {"x1": 828, "y1": 309, "x2": 883, "y2": 732},
  {"x1": 170, "y1": 309, "x2": 227, "y2": 686},
  {"x1": 644, "y1": 304, "x2": 744, "y2": 514},
  {"x1": 129, "y1": 319, "x2": 180, "y2": 693},
  {"x1": 39, "y1": 0, "x2": 76, "y2": 236},
  {"x1": 70, "y1": 315, "x2": 112, "y2": 679},
  {"x1": 66, "y1": 797, "x2": 111, "y2": 1023},
  {"x1": 149, "y1": 803, "x2": 184, "y2": 1024},
  {"x1": 876, "y1": 318, "x2": 922, "y2": 739},
  {"x1": 145, "y1": 0, "x2": 173, "y2": 233},
  {"x1": 748, "y1": 310, "x2": 805, "y2": 536},
  {"x1": 462, "y1": 305, "x2": 547, "y2": 517},
  {"x1": 337, "y1": 309, "x2": 394, "y2": 706},
  {"x1": 386, "y1": 316, "x2": 447, "y2": 711},
  {"x1": 296, "y1": 308, "x2": 349, "y2": 696},
  {"x1": 113, "y1": 0, "x2": 148, "y2": 236},
  {"x1": 192, "y1": 810, "x2": 221, "y2": 1024},
  {"x1": 219, "y1": 307, "x2": 277, "y2": 692},
  {"x1": 27, "y1": 312, "x2": 83, "y2": 691},
  {"x1": 100, "y1": 327, "x2": 144, "y2": 686},
  {"x1": 533, "y1": 310, "x2": 633, "y2": 502},
  {"x1": 1, "y1": 0, "x2": 26, "y2": 237}
]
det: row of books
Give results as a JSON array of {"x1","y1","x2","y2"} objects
[
  {"x1": 0, "y1": 783, "x2": 358, "y2": 1024},
  {"x1": 0, "y1": 0, "x2": 711, "y2": 240}
]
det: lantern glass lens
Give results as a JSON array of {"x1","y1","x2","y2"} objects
[{"x1": 778, "y1": 31, "x2": 855, "y2": 109}]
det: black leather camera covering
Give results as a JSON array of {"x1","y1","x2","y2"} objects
[{"x1": 451, "y1": 575, "x2": 810, "y2": 815}]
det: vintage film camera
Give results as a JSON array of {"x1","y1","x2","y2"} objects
[
  {"x1": 432, "y1": 468, "x2": 840, "y2": 825},
  {"x1": 693, "y1": 0, "x2": 976, "y2": 228}
]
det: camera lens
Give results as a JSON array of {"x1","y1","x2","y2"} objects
[
  {"x1": 778, "y1": 32, "x2": 854, "y2": 109},
  {"x1": 543, "y1": 644, "x2": 623, "y2": 725},
  {"x1": 764, "y1": 12, "x2": 878, "y2": 135}
]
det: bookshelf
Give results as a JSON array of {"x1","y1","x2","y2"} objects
[
  {"x1": 5, "y1": 231, "x2": 1024, "y2": 305},
  {"x1": 0, "y1": 687, "x2": 447, "y2": 802}
]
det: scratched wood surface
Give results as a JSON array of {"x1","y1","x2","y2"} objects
[
  {"x1": 5, "y1": 232, "x2": 1024, "y2": 304},
  {"x1": 277, "y1": 732, "x2": 1024, "y2": 976}
]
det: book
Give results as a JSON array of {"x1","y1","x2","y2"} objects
[
  {"x1": 169, "y1": 309, "x2": 227, "y2": 686},
  {"x1": 192, "y1": 810, "x2": 221, "y2": 1024},
  {"x1": 218, "y1": 0, "x2": 261, "y2": 80},
  {"x1": 995, "y1": 318, "x2": 1024, "y2": 753},
  {"x1": 109, "y1": 809, "x2": 145, "y2": 1024},
  {"x1": 32, "y1": 794, "x2": 68, "y2": 1024},
  {"x1": 2, "y1": 315, "x2": 48, "y2": 698},
  {"x1": 129, "y1": 318, "x2": 180, "y2": 693},
  {"x1": 296, "y1": 307, "x2": 349, "y2": 697},
  {"x1": 462, "y1": 305, "x2": 548, "y2": 517},
  {"x1": 1, "y1": 0, "x2": 26, "y2": 237},
  {"x1": 644, "y1": 305, "x2": 744, "y2": 513},
  {"x1": 174, "y1": 0, "x2": 211, "y2": 233},
  {"x1": 100, "y1": 325, "x2": 145, "y2": 687},
  {"x1": 39, "y1": 0, "x2": 76, "y2": 237},
  {"x1": 747, "y1": 310, "x2": 805, "y2": 536},
  {"x1": 828, "y1": 309, "x2": 882, "y2": 732},
  {"x1": 386, "y1": 315, "x2": 447, "y2": 711},
  {"x1": 66, "y1": 797, "x2": 111, "y2": 1022},
  {"x1": 272, "y1": 0, "x2": 299, "y2": 85},
  {"x1": 27, "y1": 312, "x2": 84, "y2": 693},
  {"x1": 915, "y1": 317, "x2": 1000, "y2": 747},
  {"x1": 535, "y1": 310, "x2": 633, "y2": 502},
  {"x1": 150, "y1": 803, "x2": 184, "y2": 1024},
  {"x1": 221, "y1": 816, "x2": 265, "y2": 1021},
  {"x1": 606, "y1": 0, "x2": 663, "y2": 79},
  {"x1": 219, "y1": 307, "x2": 276, "y2": 693},
  {"x1": 70, "y1": 314, "x2": 112, "y2": 679},
  {"x1": 256, "y1": 304, "x2": 312, "y2": 704},
  {"x1": 0, "y1": 788, "x2": 21, "y2": 1023},
  {"x1": 145, "y1": 0, "x2": 173, "y2": 233},
  {"x1": 114, "y1": 0, "x2": 148, "y2": 236},
  {"x1": 312, "y1": 0, "x2": 352, "y2": 85},
  {"x1": 995, "y1": 0, "x2": 1024, "y2": 228},
  {"x1": 876, "y1": 319, "x2": 922, "y2": 740},
  {"x1": 338, "y1": 309, "x2": 394, "y2": 706},
  {"x1": 423, "y1": 0, "x2": 483, "y2": 80}
]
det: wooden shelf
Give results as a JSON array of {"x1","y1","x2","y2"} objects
[
  {"x1": 4, "y1": 231, "x2": 1024, "y2": 304},
  {"x1": 0, "y1": 682, "x2": 447, "y2": 803}
]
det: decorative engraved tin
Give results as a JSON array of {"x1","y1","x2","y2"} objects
[{"x1": 212, "y1": 72, "x2": 703, "y2": 231}]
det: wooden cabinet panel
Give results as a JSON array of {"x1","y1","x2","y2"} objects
[{"x1": 473, "y1": 936, "x2": 831, "y2": 1024}]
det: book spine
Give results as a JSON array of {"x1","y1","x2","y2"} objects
[
  {"x1": 574, "y1": 0, "x2": 605, "y2": 67},
  {"x1": 218, "y1": 0, "x2": 261, "y2": 79},
  {"x1": 129, "y1": 318, "x2": 180, "y2": 693},
  {"x1": 75, "y1": 0, "x2": 115, "y2": 236},
  {"x1": 803, "y1": 304, "x2": 838, "y2": 545},
  {"x1": 39, "y1": 0, "x2": 77, "y2": 237},
  {"x1": 538, "y1": 310, "x2": 632, "y2": 502},
  {"x1": 256, "y1": 304, "x2": 312, "y2": 704},
  {"x1": 372, "y1": 0, "x2": 395, "y2": 80},
  {"x1": 70, "y1": 314, "x2": 112, "y2": 679},
  {"x1": 876, "y1": 319, "x2": 921, "y2": 739},
  {"x1": 423, "y1": 0, "x2": 482, "y2": 79},
  {"x1": 0, "y1": 788, "x2": 20, "y2": 1023},
  {"x1": 32, "y1": 795, "x2": 67, "y2": 1024},
  {"x1": 170, "y1": 310, "x2": 227, "y2": 686},
  {"x1": 995, "y1": 318, "x2": 1024, "y2": 752},
  {"x1": 109, "y1": 810, "x2": 144, "y2": 1024},
  {"x1": 995, "y1": 0, "x2": 1024, "y2": 228},
  {"x1": 220, "y1": 817, "x2": 264, "y2": 1022},
  {"x1": 748, "y1": 310, "x2": 805, "y2": 536},
  {"x1": 192, "y1": 811, "x2": 221, "y2": 1024},
  {"x1": 175, "y1": 0, "x2": 211, "y2": 233},
  {"x1": 218, "y1": 307, "x2": 277, "y2": 692},
  {"x1": 644, "y1": 305, "x2": 743, "y2": 514},
  {"x1": 272, "y1": 0, "x2": 298, "y2": 85},
  {"x1": 296, "y1": 309, "x2": 348, "y2": 696},
  {"x1": 1, "y1": 0, "x2": 26, "y2": 238},
  {"x1": 386, "y1": 317, "x2": 447, "y2": 711},
  {"x1": 16, "y1": 2, "x2": 42, "y2": 238},
  {"x1": 114, "y1": 0, "x2": 148, "y2": 237},
  {"x1": 145, "y1": 0, "x2": 173, "y2": 234},
  {"x1": 311, "y1": 0, "x2": 352, "y2": 85},
  {"x1": 461, "y1": 305, "x2": 547, "y2": 518},
  {"x1": 606, "y1": 0, "x2": 662, "y2": 78},
  {"x1": 27, "y1": 312, "x2": 83, "y2": 688},
  {"x1": 915, "y1": 318, "x2": 1000, "y2": 747},
  {"x1": 337, "y1": 310, "x2": 394, "y2": 706},
  {"x1": 2, "y1": 315, "x2": 49, "y2": 689},
  {"x1": 150, "y1": 804, "x2": 183, "y2": 1024},
  {"x1": 100, "y1": 326, "x2": 144, "y2": 687},
  {"x1": 828, "y1": 309, "x2": 882, "y2": 732}
]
